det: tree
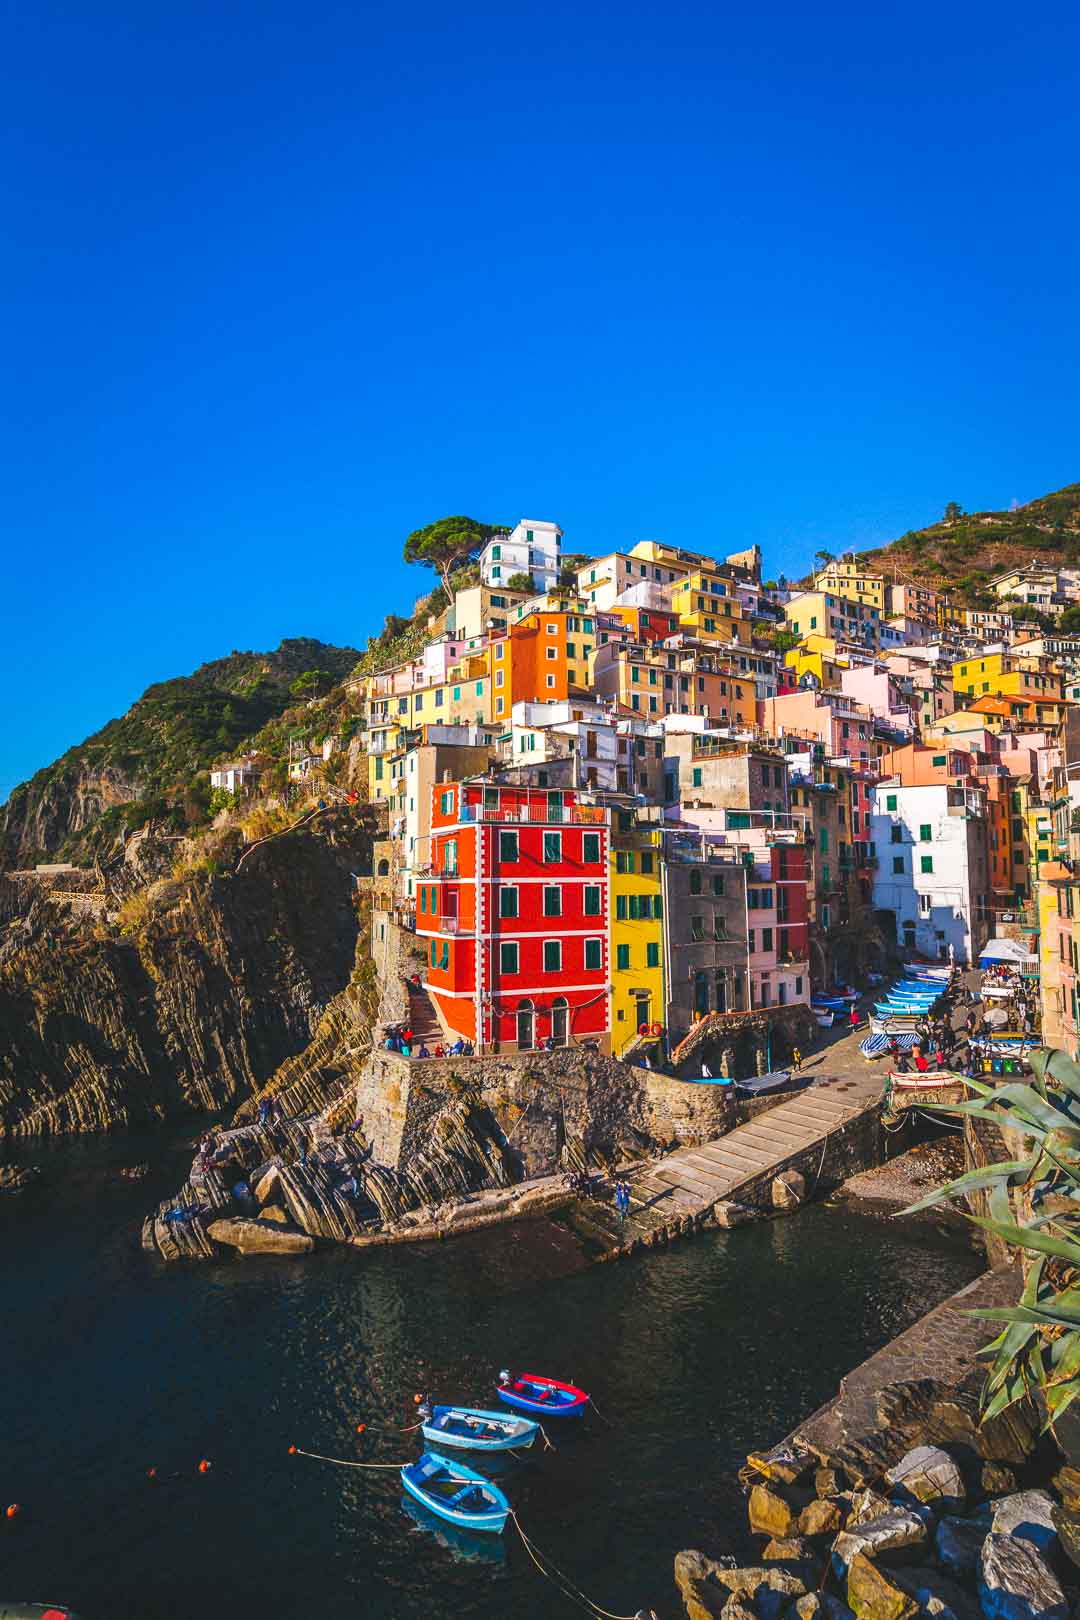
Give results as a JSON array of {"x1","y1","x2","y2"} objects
[
  {"x1": 403, "y1": 515, "x2": 509, "y2": 604},
  {"x1": 1059, "y1": 604, "x2": 1080, "y2": 635},
  {"x1": 944, "y1": 501, "x2": 965, "y2": 523},
  {"x1": 289, "y1": 670, "x2": 333, "y2": 699},
  {"x1": 813, "y1": 550, "x2": 835, "y2": 572},
  {"x1": 504, "y1": 572, "x2": 533, "y2": 592}
]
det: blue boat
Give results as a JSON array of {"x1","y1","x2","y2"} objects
[
  {"x1": 496, "y1": 1372, "x2": 589, "y2": 1418},
  {"x1": 400, "y1": 1493, "x2": 508, "y2": 1566},
  {"x1": 422, "y1": 1405, "x2": 538, "y2": 1453},
  {"x1": 400, "y1": 1453, "x2": 510, "y2": 1535}
]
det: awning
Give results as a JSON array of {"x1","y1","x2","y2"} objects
[{"x1": 979, "y1": 937, "x2": 1038, "y2": 965}]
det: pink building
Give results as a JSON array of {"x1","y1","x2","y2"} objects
[
  {"x1": 839, "y1": 665, "x2": 915, "y2": 739},
  {"x1": 758, "y1": 691, "x2": 880, "y2": 769}
]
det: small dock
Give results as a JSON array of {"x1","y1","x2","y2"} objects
[{"x1": 628, "y1": 1071, "x2": 885, "y2": 1219}]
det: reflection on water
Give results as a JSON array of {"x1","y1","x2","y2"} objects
[{"x1": 0, "y1": 1130, "x2": 981, "y2": 1620}]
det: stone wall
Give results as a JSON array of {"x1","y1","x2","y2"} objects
[{"x1": 356, "y1": 1046, "x2": 733, "y2": 1176}]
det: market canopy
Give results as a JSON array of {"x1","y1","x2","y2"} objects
[{"x1": 979, "y1": 937, "x2": 1038, "y2": 965}]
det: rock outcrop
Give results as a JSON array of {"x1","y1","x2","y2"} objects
[{"x1": 0, "y1": 805, "x2": 381, "y2": 1135}]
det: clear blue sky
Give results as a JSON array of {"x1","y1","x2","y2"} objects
[{"x1": 4, "y1": 0, "x2": 1079, "y2": 801}]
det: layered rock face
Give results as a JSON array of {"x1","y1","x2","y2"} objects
[{"x1": 0, "y1": 806, "x2": 380, "y2": 1135}]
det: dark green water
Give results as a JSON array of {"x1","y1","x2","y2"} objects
[{"x1": 1, "y1": 1131, "x2": 981, "y2": 1620}]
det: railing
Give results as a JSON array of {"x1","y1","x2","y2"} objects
[{"x1": 460, "y1": 803, "x2": 607, "y2": 826}]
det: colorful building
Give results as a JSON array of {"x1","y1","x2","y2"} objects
[
  {"x1": 609, "y1": 811, "x2": 665, "y2": 1053},
  {"x1": 813, "y1": 561, "x2": 885, "y2": 614},
  {"x1": 423, "y1": 780, "x2": 610, "y2": 1051}
]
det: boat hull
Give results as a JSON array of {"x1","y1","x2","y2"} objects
[
  {"x1": 400, "y1": 1455, "x2": 509, "y2": 1535},
  {"x1": 496, "y1": 1373, "x2": 588, "y2": 1419},
  {"x1": 422, "y1": 1406, "x2": 538, "y2": 1453}
]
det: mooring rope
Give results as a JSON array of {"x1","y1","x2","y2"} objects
[
  {"x1": 510, "y1": 1510, "x2": 640, "y2": 1620},
  {"x1": 290, "y1": 1446, "x2": 406, "y2": 1471},
  {"x1": 588, "y1": 1397, "x2": 613, "y2": 1426}
]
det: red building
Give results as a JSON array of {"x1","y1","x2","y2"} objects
[{"x1": 421, "y1": 780, "x2": 610, "y2": 1051}]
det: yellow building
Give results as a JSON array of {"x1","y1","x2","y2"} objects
[
  {"x1": 1017, "y1": 782, "x2": 1055, "y2": 903},
  {"x1": 592, "y1": 642, "x2": 756, "y2": 722},
  {"x1": 812, "y1": 561, "x2": 885, "y2": 613},
  {"x1": 628, "y1": 538, "x2": 717, "y2": 573},
  {"x1": 783, "y1": 591, "x2": 881, "y2": 645},
  {"x1": 951, "y1": 652, "x2": 1063, "y2": 705},
  {"x1": 670, "y1": 570, "x2": 751, "y2": 645},
  {"x1": 609, "y1": 815, "x2": 664, "y2": 1054},
  {"x1": 784, "y1": 642, "x2": 845, "y2": 690}
]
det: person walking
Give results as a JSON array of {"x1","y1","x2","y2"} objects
[
  {"x1": 791, "y1": 1046, "x2": 802, "y2": 1073},
  {"x1": 848, "y1": 1004, "x2": 860, "y2": 1032}
]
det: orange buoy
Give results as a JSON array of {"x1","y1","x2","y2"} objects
[
  {"x1": 147, "y1": 1468, "x2": 157, "y2": 1480},
  {"x1": 198, "y1": 1460, "x2": 211, "y2": 1474},
  {"x1": 6, "y1": 1504, "x2": 20, "y2": 1519},
  {"x1": 355, "y1": 1423, "x2": 366, "y2": 1434},
  {"x1": 288, "y1": 1445, "x2": 297, "y2": 1455},
  {"x1": 413, "y1": 1393, "x2": 423, "y2": 1404}
]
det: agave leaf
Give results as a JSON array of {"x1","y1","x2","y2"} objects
[
  {"x1": 991, "y1": 1083, "x2": 1080, "y2": 1135},
  {"x1": 1033, "y1": 1048, "x2": 1080, "y2": 1100},
  {"x1": 965, "y1": 1215, "x2": 1080, "y2": 1266},
  {"x1": 1046, "y1": 1331, "x2": 1080, "y2": 1381},
  {"x1": 966, "y1": 1303, "x2": 1080, "y2": 1330},
  {"x1": 983, "y1": 1363, "x2": 1035, "y2": 1421},
  {"x1": 1046, "y1": 1375, "x2": 1080, "y2": 1423},
  {"x1": 896, "y1": 1158, "x2": 1035, "y2": 1217}
]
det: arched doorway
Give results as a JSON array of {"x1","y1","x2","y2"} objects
[
  {"x1": 516, "y1": 999, "x2": 534, "y2": 1051},
  {"x1": 376, "y1": 858, "x2": 390, "y2": 876},
  {"x1": 551, "y1": 997, "x2": 568, "y2": 1047}
]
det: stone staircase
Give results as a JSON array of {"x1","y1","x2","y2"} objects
[
  {"x1": 404, "y1": 980, "x2": 443, "y2": 1044},
  {"x1": 624, "y1": 1072, "x2": 885, "y2": 1220}
]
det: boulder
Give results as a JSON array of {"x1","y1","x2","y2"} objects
[
  {"x1": 817, "y1": 1468, "x2": 846, "y2": 1498},
  {"x1": 833, "y1": 1509, "x2": 928, "y2": 1573},
  {"x1": 772, "y1": 1170, "x2": 806, "y2": 1212},
  {"x1": 674, "y1": 1552, "x2": 809, "y2": 1620},
  {"x1": 975, "y1": 1406, "x2": 1039, "y2": 1469},
  {"x1": 936, "y1": 1517, "x2": 990, "y2": 1579},
  {"x1": 981, "y1": 1466, "x2": 1018, "y2": 1498},
  {"x1": 745, "y1": 1444, "x2": 814, "y2": 1485},
  {"x1": 990, "y1": 1492, "x2": 1057, "y2": 1555},
  {"x1": 801, "y1": 1498, "x2": 844, "y2": 1538},
  {"x1": 1050, "y1": 1505, "x2": 1080, "y2": 1573},
  {"x1": 886, "y1": 1447, "x2": 964, "y2": 1511},
  {"x1": 846, "y1": 1553, "x2": 919, "y2": 1620},
  {"x1": 259, "y1": 1204, "x2": 291, "y2": 1225},
  {"x1": 721, "y1": 1598, "x2": 759, "y2": 1620},
  {"x1": 848, "y1": 1491, "x2": 897, "y2": 1527},
  {"x1": 749, "y1": 1484, "x2": 797, "y2": 1539},
  {"x1": 252, "y1": 1164, "x2": 282, "y2": 1205},
  {"x1": 763, "y1": 1537, "x2": 817, "y2": 1563},
  {"x1": 1050, "y1": 1466, "x2": 1080, "y2": 1514},
  {"x1": 978, "y1": 1532, "x2": 1067, "y2": 1620},
  {"x1": 795, "y1": 1597, "x2": 856, "y2": 1620},
  {"x1": 206, "y1": 1217, "x2": 314, "y2": 1256},
  {"x1": 715, "y1": 1201, "x2": 762, "y2": 1228}
]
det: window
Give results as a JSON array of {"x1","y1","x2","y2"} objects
[
  {"x1": 616, "y1": 850, "x2": 634, "y2": 874},
  {"x1": 919, "y1": 824, "x2": 932, "y2": 842},
  {"x1": 819, "y1": 827, "x2": 828, "y2": 853},
  {"x1": 546, "y1": 646, "x2": 558, "y2": 660},
  {"x1": 689, "y1": 870, "x2": 702, "y2": 894},
  {"x1": 585, "y1": 938, "x2": 603, "y2": 971},
  {"x1": 499, "y1": 830, "x2": 518, "y2": 862},
  {"x1": 616, "y1": 943, "x2": 630, "y2": 971},
  {"x1": 761, "y1": 928, "x2": 773, "y2": 951},
  {"x1": 616, "y1": 894, "x2": 627, "y2": 921},
  {"x1": 692, "y1": 767, "x2": 702, "y2": 787},
  {"x1": 920, "y1": 855, "x2": 934, "y2": 874},
  {"x1": 544, "y1": 832, "x2": 562, "y2": 862},
  {"x1": 714, "y1": 916, "x2": 727, "y2": 940},
  {"x1": 886, "y1": 793, "x2": 897, "y2": 811},
  {"x1": 641, "y1": 852, "x2": 654, "y2": 874},
  {"x1": 712, "y1": 875, "x2": 724, "y2": 896},
  {"x1": 582, "y1": 830, "x2": 600, "y2": 863},
  {"x1": 500, "y1": 941, "x2": 519, "y2": 973},
  {"x1": 932, "y1": 755, "x2": 947, "y2": 767},
  {"x1": 543, "y1": 885, "x2": 561, "y2": 916},
  {"x1": 584, "y1": 884, "x2": 601, "y2": 916},
  {"x1": 543, "y1": 940, "x2": 562, "y2": 972},
  {"x1": 443, "y1": 839, "x2": 457, "y2": 875},
  {"x1": 439, "y1": 790, "x2": 455, "y2": 815},
  {"x1": 893, "y1": 856, "x2": 904, "y2": 874},
  {"x1": 890, "y1": 825, "x2": 902, "y2": 844},
  {"x1": 691, "y1": 916, "x2": 705, "y2": 942},
  {"x1": 491, "y1": 544, "x2": 501, "y2": 559},
  {"x1": 499, "y1": 886, "x2": 519, "y2": 918}
]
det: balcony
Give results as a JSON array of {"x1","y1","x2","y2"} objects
[{"x1": 460, "y1": 802, "x2": 607, "y2": 826}]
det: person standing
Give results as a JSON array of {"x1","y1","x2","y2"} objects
[
  {"x1": 792, "y1": 1046, "x2": 802, "y2": 1072},
  {"x1": 849, "y1": 1004, "x2": 859, "y2": 1032}
]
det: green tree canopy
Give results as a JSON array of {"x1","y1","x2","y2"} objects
[
  {"x1": 943, "y1": 501, "x2": 965, "y2": 522},
  {"x1": 403, "y1": 515, "x2": 509, "y2": 603}
]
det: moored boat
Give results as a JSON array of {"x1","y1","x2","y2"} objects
[
  {"x1": 422, "y1": 1404, "x2": 538, "y2": 1452},
  {"x1": 400, "y1": 1453, "x2": 510, "y2": 1534},
  {"x1": 497, "y1": 1372, "x2": 589, "y2": 1418}
]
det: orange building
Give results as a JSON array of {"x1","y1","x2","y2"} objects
[
  {"x1": 487, "y1": 608, "x2": 602, "y2": 723},
  {"x1": 592, "y1": 641, "x2": 756, "y2": 722}
]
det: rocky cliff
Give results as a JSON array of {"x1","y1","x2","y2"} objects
[{"x1": 0, "y1": 804, "x2": 381, "y2": 1136}]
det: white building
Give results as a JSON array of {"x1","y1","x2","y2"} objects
[
  {"x1": 502, "y1": 699, "x2": 620, "y2": 790},
  {"x1": 870, "y1": 779, "x2": 991, "y2": 965},
  {"x1": 480, "y1": 519, "x2": 561, "y2": 593},
  {"x1": 210, "y1": 758, "x2": 262, "y2": 794},
  {"x1": 575, "y1": 551, "x2": 690, "y2": 610}
]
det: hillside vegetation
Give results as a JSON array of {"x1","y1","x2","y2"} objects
[
  {"x1": 850, "y1": 482, "x2": 1080, "y2": 603},
  {"x1": 0, "y1": 638, "x2": 361, "y2": 868}
]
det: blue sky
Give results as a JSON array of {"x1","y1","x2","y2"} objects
[{"x1": 3, "y1": 0, "x2": 1079, "y2": 801}]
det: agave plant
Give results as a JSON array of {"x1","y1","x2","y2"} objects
[{"x1": 900, "y1": 1047, "x2": 1080, "y2": 1430}]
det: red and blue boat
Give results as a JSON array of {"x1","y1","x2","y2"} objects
[{"x1": 496, "y1": 1371, "x2": 589, "y2": 1419}]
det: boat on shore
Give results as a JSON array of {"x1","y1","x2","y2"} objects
[
  {"x1": 422, "y1": 1405, "x2": 538, "y2": 1453},
  {"x1": 497, "y1": 1373, "x2": 589, "y2": 1418},
  {"x1": 400, "y1": 1453, "x2": 510, "y2": 1534}
]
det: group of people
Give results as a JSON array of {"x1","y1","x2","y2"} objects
[
  {"x1": 257, "y1": 1096, "x2": 285, "y2": 1127},
  {"x1": 613, "y1": 1179, "x2": 633, "y2": 1220},
  {"x1": 383, "y1": 1025, "x2": 475, "y2": 1058}
]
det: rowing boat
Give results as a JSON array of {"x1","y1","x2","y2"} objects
[
  {"x1": 422, "y1": 1405, "x2": 538, "y2": 1453},
  {"x1": 497, "y1": 1373, "x2": 589, "y2": 1419},
  {"x1": 400, "y1": 1453, "x2": 510, "y2": 1534}
]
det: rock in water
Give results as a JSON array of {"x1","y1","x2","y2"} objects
[
  {"x1": 990, "y1": 1492, "x2": 1057, "y2": 1555},
  {"x1": 674, "y1": 1553, "x2": 810, "y2": 1620},
  {"x1": 982, "y1": 1465, "x2": 1018, "y2": 1497},
  {"x1": 745, "y1": 1443, "x2": 814, "y2": 1485},
  {"x1": 763, "y1": 1537, "x2": 818, "y2": 1564},
  {"x1": 721, "y1": 1597, "x2": 759, "y2": 1620},
  {"x1": 847, "y1": 1490, "x2": 895, "y2": 1527},
  {"x1": 206, "y1": 1217, "x2": 314, "y2": 1255},
  {"x1": 886, "y1": 1445, "x2": 965, "y2": 1510},
  {"x1": 833, "y1": 1508, "x2": 928, "y2": 1573},
  {"x1": 749, "y1": 1483, "x2": 796, "y2": 1538},
  {"x1": 714, "y1": 1201, "x2": 762, "y2": 1228},
  {"x1": 892, "y1": 1565, "x2": 980, "y2": 1620},
  {"x1": 772, "y1": 1170, "x2": 805, "y2": 1211},
  {"x1": 978, "y1": 1532, "x2": 1067, "y2": 1620},
  {"x1": 846, "y1": 1553, "x2": 918, "y2": 1620},
  {"x1": 936, "y1": 1517, "x2": 990, "y2": 1579}
]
